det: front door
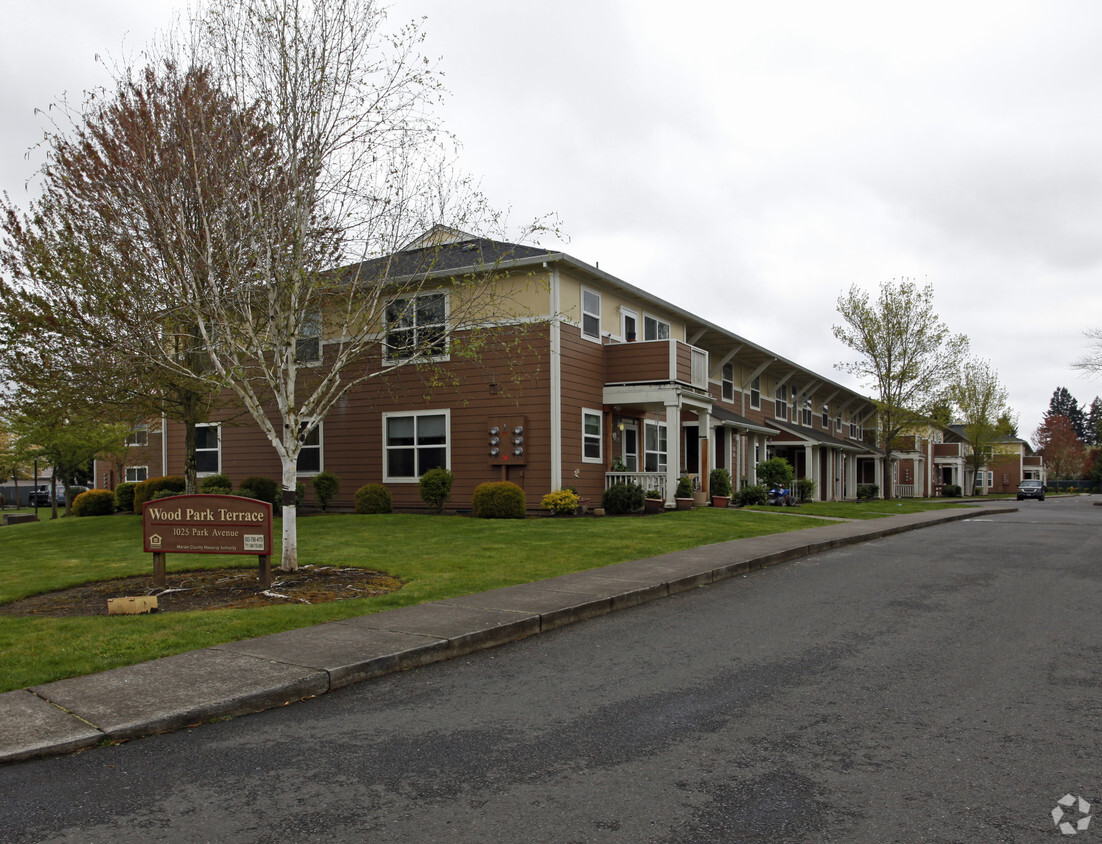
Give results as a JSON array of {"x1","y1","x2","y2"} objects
[{"x1": 623, "y1": 423, "x2": 639, "y2": 471}]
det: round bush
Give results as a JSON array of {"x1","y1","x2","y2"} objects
[
  {"x1": 72, "y1": 489, "x2": 117, "y2": 517},
  {"x1": 602, "y1": 482, "x2": 645, "y2": 514},
  {"x1": 419, "y1": 467, "x2": 454, "y2": 512},
  {"x1": 472, "y1": 481, "x2": 526, "y2": 519},
  {"x1": 709, "y1": 468, "x2": 733, "y2": 498},
  {"x1": 355, "y1": 483, "x2": 392, "y2": 514},
  {"x1": 238, "y1": 476, "x2": 281, "y2": 507},
  {"x1": 200, "y1": 474, "x2": 233, "y2": 494},
  {"x1": 133, "y1": 475, "x2": 186, "y2": 510},
  {"x1": 311, "y1": 471, "x2": 340, "y2": 510},
  {"x1": 541, "y1": 488, "x2": 580, "y2": 515},
  {"x1": 735, "y1": 484, "x2": 769, "y2": 506},
  {"x1": 114, "y1": 482, "x2": 136, "y2": 513},
  {"x1": 941, "y1": 483, "x2": 963, "y2": 498}
]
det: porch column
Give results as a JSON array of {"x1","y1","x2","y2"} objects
[
  {"x1": 664, "y1": 399, "x2": 681, "y2": 508},
  {"x1": 804, "y1": 444, "x2": 814, "y2": 494},
  {"x1": 699, "y1": 411, "x2": 712, "y2": 493},
  {"x1": 874, "y1": 457, "x2": 884, "y2": 496}
]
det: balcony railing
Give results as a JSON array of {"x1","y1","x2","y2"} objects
[{"x1": 605, "y1": 471, "x2": 666, "y2": 499}]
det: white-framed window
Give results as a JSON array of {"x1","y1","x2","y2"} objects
[
  {"x1": 836, "y1": 414, "x2": 843, "y2": 432},
  {"x1": 296, "y1": 309, "x2": 322, "y2": 363},
  {"x1": 125, "y1": 466, "x2": 148, "y2": 483},
  {"x1": 126, "y1": 424, "x2": 149, "y2": 447},
  {"x1": 582, "y1": 409, "x2": 603, "y2": 462},
  {"x1": 581, "y1": 288, "x2": 602, "y2": 341},
  {"x1": 297, "y1": 421, "x2": 323, "y2": 474},
  {"x1": 775, "y1": 385, "x2": 788, "y2": 420},
  {"x1": 822, "y1": 405, "x2": 829, "y2": 428},
  {"x1": 801, "y1": 401, "x2": 813, "y2": 427},
  {"x1": 385, "y1": 292, "x2": 448, "y2": 361},
  {"x1": 850, "y1": 414, "x2": 860, "y2": 439},
  {"x1": 643, "y1": 314, "x2": 670, "y2": 341},
  {"x1": 644, "y1": 420, "x2": 667, "y2": 472},
  {"x1": 383, "y1": 410, "x2": 449, "y2": 481},
  {"x1": 722, "y1": 363, "x2": 734, "y2": 402},
  {"x1": 195, "y1": 423, "x2": 221, "y2": 475},
  {"x1": 621, "y1": 307, "x2": 639, "y2": 342},
  {"x1": 750, "y1": 376, "x2": 761, "y2": 410}
]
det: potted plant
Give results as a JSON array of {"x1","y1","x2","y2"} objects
[
  {"x1": 675, "y1": 475, "x2": 694, "y2": 510},
  {"x1": 710, "y1": 468, "x2": 732, "y2": 509},
  {"x1": 691, "y1": 475, "x2": 708, "y2": 507},
  {"x1": 644, "y1": 487, "x2": 664, "y2": 514}
]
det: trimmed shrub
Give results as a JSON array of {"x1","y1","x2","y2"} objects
[
  {"x1": 602, "y1": 482, "x2": 645, "y2": 514},
  {"x1": 200, "y1": 474, "x2": 233, "y2": 494},
  {"x1": 419, "y1": 467, "x2": 454, "y2": 513},
  {"x1": 735, "y1": 483, "x2": 769, "y2": 506},
  {"x1": 133, "y1": 475, "x2": 186, "y2": 510},
  {"x1": 238, "y1": 476, "x2": 280, "y2": 507},
  {"x1": 114, "y1": 482, "x2": 136, "y2": 513},
  {"x1": 542, "y1": 488, "x2": 580, "y2": 515},
  {"x1": 856, "y1": 484, "x2": 879, "y2": 501},
  {"x1": 756, "y1": 457, "x2": 795, "y2": 489},
  {"x1": 675, "y1": 475, "x2": 694, "y2": 498},
  {"x1": 150, "y1": 490, "x2": 184, "y2": 500},
  {"x1": 355, "y1": 483, "x2": 392, "y2": 514},
  {"x1": 311, "y1": 471, "x2": 340, "y2": 511},
  {"x1": 709, "y1": 468, "x2": 733, "y2": 497},
  {"x1": 795, "y1": 477, "x2": 816, "y2": 503},
  {"x1": 941, "y1": 483, "x2": 962, "y2": 498},
  {"x1": 72, "y1": 489, "x2": 117, "y2": 517},
  {"x1": 472, "y1": 481, "x2": 526, "y2": 519}
]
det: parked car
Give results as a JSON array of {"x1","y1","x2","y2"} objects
[
  {"x1": 28, "y1": 486, "x2": 57, "y2": 507},
  {"x1": 1017, "y1": 480, "x2": 1046, "y2": 501}
]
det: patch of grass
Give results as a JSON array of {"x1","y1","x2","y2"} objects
[
  {"x1": 745, "y1": 500, "x2": 973, "y2": 520},
  {"x1": 0, "y1": 508, "x2": 829, "y2": 691}
]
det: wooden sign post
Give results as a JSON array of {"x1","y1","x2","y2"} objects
[{"x1": 142, "y1": 495, "x2": 274, "y2": 588}]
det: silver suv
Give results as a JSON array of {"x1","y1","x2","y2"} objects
[{"x1": 1017, "y1": 480, "x2": 1045, "y2": 501}]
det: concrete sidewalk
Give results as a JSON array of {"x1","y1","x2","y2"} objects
[{"x1": 0, "y1": 504, "x2": 1016, "y2": 765}]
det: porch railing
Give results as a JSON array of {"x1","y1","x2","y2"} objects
[
  {"x1": 894, "y1": 484, "x2": 915, "y2": 498},
  {"x1": 605, "y1": 471, "x2": 666, "y2": 499}
]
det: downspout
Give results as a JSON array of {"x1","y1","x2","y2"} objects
[
  {"x1": 161, "y1": 411, "x2": 169, "y2": 476},
  {"x1": 550, "y1": 266, "x2": 562, "y2": 491}
]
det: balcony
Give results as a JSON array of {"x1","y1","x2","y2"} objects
[{"x1": 604, "y1": 339, "x2": 709, "y2": 392}]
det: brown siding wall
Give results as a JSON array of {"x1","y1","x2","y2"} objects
[
  {"x1": 558, "y1": 324, "x2": 612, "y2": 503},
  {"x1": 603, "y1": 340, "x2": 669, "y2": 383},
  {"x1": 165, "y1": 324, "x2": 553, "y2": 512}
]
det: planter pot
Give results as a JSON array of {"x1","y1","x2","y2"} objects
[
  {"x1": 693, "y1": 491, "x2": 709, "y2": 507},
  {"x1": 644, "y1": 498, "x2": 664, "y2": 514},
  {"x1": 711, "y1": 495, "x2": 731, "y2": 509},
  {"x1": 675, "y1": 497, "x2": 694, "y2": 511}
]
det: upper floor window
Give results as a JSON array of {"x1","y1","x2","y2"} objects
[
  {"x1": 581, "y1": 288, "x2": 602, "y2": 341},
  {"x1": 750, "y1": 376, "x2": 761, "y2": 410},
  {"x1": 801, "y1": 401, "x2": 813, "y2": 427},
  {"x1": 385, "y1": 292, "x2": 447, "y2": 361},
  {"x1": 850, "y1": 414, "x2": 860, "y2": 439},
  {"x1": 775, "y1": 384, "x2": 788, "y2": 420},
  {"x1": 126, "y1": 424, "x2": 149, "y2": 447},
  {"x1": 722, "y1": 363, "x2": 734, "y2": 402},
  {"x1": 296, "y1": 309, "x2": 322, "y2": 363},
  {"x1": 196, "y1": 423, "x2": 221, "y2": 475},
  {"x1": 644, "y1": 315, "x2": 670, "y2": 341},
  {"x1": 836, "y1": 414, "x2": 843, "y2": 432},
  {"x1": 621, "y1": 308, "x2": 638, "y2": 342},
  {"x1": 822, "y1": 405, "x2": 829, "y2": 428}
]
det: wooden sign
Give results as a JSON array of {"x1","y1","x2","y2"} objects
[{"x1": 142, "y1": 495, "x2": 274, "y2": 588}]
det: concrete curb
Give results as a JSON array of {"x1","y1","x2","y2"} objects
[{"x1": 0, "y1": 504, "x2": 1016, "y2": 765}]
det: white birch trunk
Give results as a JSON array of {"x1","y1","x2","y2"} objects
[{"x1": 280, "y1": 455, "x2": 299, "y2": 571}]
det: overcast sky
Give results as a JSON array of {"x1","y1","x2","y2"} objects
[{"x1": 4, "y1": 0, "x2": 1101, "y2": 437}]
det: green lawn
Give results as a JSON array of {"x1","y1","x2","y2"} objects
[
  {"x1": 745, "y1": 499, "x2": 974, "y2": 520},
  {"x1": 0, "y1": 507, "x2": 832, "y2": 692}
]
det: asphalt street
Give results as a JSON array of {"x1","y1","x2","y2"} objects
[{"x1": 2, "y1": 497, "x2": 1099, "y2": 842}]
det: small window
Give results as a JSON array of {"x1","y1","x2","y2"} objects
[
  {"x1": 775, "y1": 385, "x2": 788, "y2": 420},
  {"x1": 385, "y1": 293, "x2": 447, "y2": 360},
  {"x1": 802, "y1": 401, "x2": 812, "y2": 427},
  {"x1": 296, "y1": 309, "x2": 322, "y2": 363},
  {"x1": 297, "y1": 421, "x2": 322, "y2": 474},
  {"x1": 126, "y1": 425, "x2": 149, "y2": 447},
  {"x1": 750, "y1": 376, "x2": 761, "y2": 410},
  {"x1": 644, "y1": 315, "x2": 670, "y2": 341},
  {"x1": 384, "y1": 411, "x2": 449, "y2": 481},
  {"x1": 125, "y1": 466, "x2": 148, "y2": 483},
  {"x1": 621, "y1": 308, "x2": 638, "y2": 342},
  {"x1": 836, "y1": 414, "x2": 842, "y2": 432},
  {"x1": 722, "y1": 363, "x2": 734, "y2": 402},
  {"x1": 582, "y1": 289, "x2": 601, "y2": 341},
  {"x1": 195, "y1": 423, "x2": 221, "y2": 475},
  {"x1": 822, "y1": 405, "x2": 829, "y2": 428},
  {"x1": 850, "y1": 414, "x2": 859, "y2": 439},
  {"x1": 582, "y1": 409, "x2": 602, "y2": 462}
]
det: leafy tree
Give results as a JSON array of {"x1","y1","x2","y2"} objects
[
  {"x1": 1085, "y1": 397, "x2": 1102, "y2": 447},
  {"x1": 949, "y1": 357, "x2": 1010, "y2": 495},
  {"x1": 1046, "y1": 387, "x2": 1086, "y2": 441},
  {"x1": 834, "y1": 279, "x2": 969, "y2": 498},
  {"x1": 995, "y1": 410, "x2": 1019, "y2": 438},
  {"x1": 1033, "y1": 415, "x2": 1088, "y2": 480}
]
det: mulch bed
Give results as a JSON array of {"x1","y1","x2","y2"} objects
[{"x1": 0, "y1": 565, "x2": 403, "y2": 617}]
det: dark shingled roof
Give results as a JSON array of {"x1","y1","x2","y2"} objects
[{"x1": 338, "y1": 237, "x2": 554, "y2": 285}]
